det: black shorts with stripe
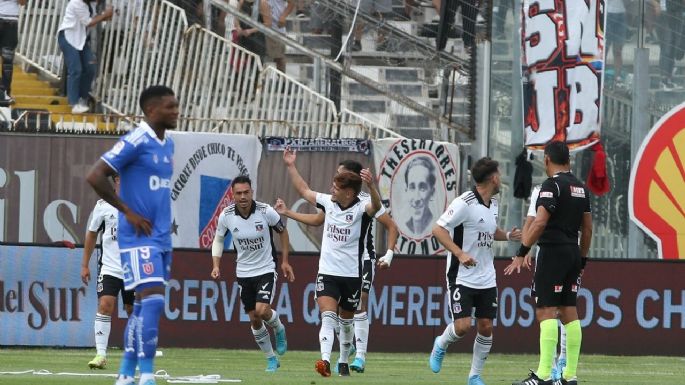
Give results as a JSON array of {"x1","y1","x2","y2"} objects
[
  {"x1": 533, "y1": 244, "x2": 582, "y2": 307},
  {"x1": 97, "y1": 274, "x2": 135, "y2": 306},
  {"x1": 315, "y1": 273, "x2": 362, "y2": 312},
  {"x1": 448, "y1": 284, "x2": 498, "y2": 320},
  {"x1": 237, "y1": 272, "x2": 277, "y2": 312}
]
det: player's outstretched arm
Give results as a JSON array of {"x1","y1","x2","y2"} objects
[
  {"x1": 283, "y1": 147, "x2": 316, "y2": 204},
  {"x1": 361, "y1": 168, "x2": 382, "y2": 217},
  {"x1": 274, "y1": 198, "x2": 325, "y2": 226},
  {"x1": 80, "y1": 230, "x2": 98, "y2": 285},
  {"x1": 432, "y1": 224, "x2": 476, "y2": 267},
  {"x1": 279, "y1": 228, "x2": 295, "y2": 282},
  {"x1": 376, "y1": 213, "x2": 398, "y2": 269},
  {"x1": 86, "y1": 160, "x2": 152, "y2": 236}
]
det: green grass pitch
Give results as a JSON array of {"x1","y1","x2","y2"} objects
[{"x1": 0, "y1": 348, "x2": 683, "y2": 384}]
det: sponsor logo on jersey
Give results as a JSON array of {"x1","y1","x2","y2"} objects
[
  {"x1": 540, "y1": 191, "x2": 553, "y2": 198},
  {"x1": 554, "y1": 285, "x2": 563, "y2": 293},
  {"x1": 571, "y1": 284, "x2": 579, "y2": 292},
  {"x1": 570, "y1": 186, "x2": 586, "y2": 198}
]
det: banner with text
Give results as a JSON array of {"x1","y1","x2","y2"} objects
[
  {"x1": 0, "y1": 246, "x2": 97, "y2": 346},
  {"x1": 373, "y1": 139, "x2": 460, "y2": 255},
  {"x1": 521, "y1": 0, "x2": 604, "y2": 151},
  {"x1": 169, "y1": 132, "x2": 262, "y2": 249}
]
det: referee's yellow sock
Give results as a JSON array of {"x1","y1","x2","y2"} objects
[
  {"x1": 563, "y1": 320, "x2": 582, "y2": 379},
  {"x1": 535, "y1": 319, "x2": 558, "y2": 379}
]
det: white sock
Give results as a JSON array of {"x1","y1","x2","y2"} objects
[
  {"x1": 252, "y1": 324, "x2": 275, "y2": 358},
  {"x1": 469, "y1": 333, "x2": 492, "y2": 377},
  {"x1": 265, "y1": 310, "x2": 284, "y2": 331},
  {"x1": 138, "y1": 373, "x2": 154, "y2": 385},
  {"x1": 353, "y1": 312, "x2": 369, "y2": 359},
  {"x1": 338, "y1": 317, "x2": 354, "y2": 364},
  {"x1": 558, "y1": 320, "x2": 567, "y2": 360},
  {"x1": 94, "y1": 313, "x2": 111, "y2": 356},
  {"x1": 437, "y1": 322, "x2": 462, "y2": 350},
  {"x1": 115, "y1": 375, "x2": 134, "y2": 385},
  {"x1": 319, "y1": 311, "x2": 338, "y2": 362}
]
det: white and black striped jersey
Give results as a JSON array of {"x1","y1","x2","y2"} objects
[
  {"x1": 358, "y1": 191, "x2": 386, "y2": 262},
  {"x1": 436, "y1": 188, "x2": 499, "y2": 289},
  {"x1": 87, "y1": 200, "x2": 122, "y2": 279},
  {"x1": 316, "y1": 192, "x2": 373, "y2": 278},
  {"x1": 216, "y1": 200, "x2": 285, "y2": 278}
]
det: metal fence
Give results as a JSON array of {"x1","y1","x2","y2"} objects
[
  {"x1": 17, "y1": 0, "x2": 68, "y2": 78},
  {"x1": 96, "y1": 0, "x2": 188, "y2": 114}
]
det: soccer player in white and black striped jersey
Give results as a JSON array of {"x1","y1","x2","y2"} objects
[
  {"x1": 274, "y1": 158, "x2": 398, "y2": 374},
  {"x1": 81, "y1": 174, "x2": 134, "y2": 370},
  {"x1": 429, "y1": 157, "x2": 521, "y2": 385},
  {"x1": 210, "y1": 175, "x2": 293, "y2": 373},
  {"x1": 283, "y1": 147, "x2": 382, "y2": 377}
]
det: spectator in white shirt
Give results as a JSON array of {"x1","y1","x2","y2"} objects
[{"x1": 57, "y1": 0, "x2": 113, "y2": 114}]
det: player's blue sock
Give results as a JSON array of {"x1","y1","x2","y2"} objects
[
  {"x1": 137, "y1": 294, "x2": 165, "y2": 375},
  {"x1": 119, "y1": 301, "x2": 141, "y2": 377}
]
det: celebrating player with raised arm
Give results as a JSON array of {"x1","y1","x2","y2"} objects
[
  {"x1": 283, "y1": 147, "x2": 381, "y2": 377},
  {"x1": 274, "y1": 158, "x2": 398, "y2": 373},
  {"x1": 210, "y1": 175, "x2": 293, "y2": 372},
  {"x1": 87, "y1": 85, "x2": 178, "y2": 385}
]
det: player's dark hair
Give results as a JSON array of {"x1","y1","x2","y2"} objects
[
  {"x1": 334, "y1": 171, "x2": 362, "y2": 195},
  {"x1": 338, "y1": 160, "x2": 363, "y2": 175},
  {"x1": 231, "y1": 175, "x2": 252, "y2": 188},
  {"x1": 404, "y1": 156, "x2": 436, "y2": 188},
  {"x1": 471, "y1": 157, "x2": 499, "y2": 184},
  {"x1": 544, "y1": 140, "x2": 570, "y2": 165},
  {"x1": 139, "y1": 85, "x2": 175, "y2": 114}
]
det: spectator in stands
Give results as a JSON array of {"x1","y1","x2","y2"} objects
[
  {"x1": 435, "y1": 0, "x2": 478, "y2": 53},
  {"x1": 0, "y1": 0, "x2": 26, "y2": 106},
  {"x1": 235, "y1": 0, "x2": 269, "y2": 61},
  {"x1": 265, "y1": 0, "x2": 295, "y2": 72},
  {"x1": 606, "y1": 0, "x2": 627, "y2": 87},
  {"x1": 58, "y1": 0, "x2": 113, "y2": 114},
  {"x1": 174, "y1": 0, "x2": 204, "y2": 26},
  {"x1": 351, "y1": 0, "x2": 392, "y2": 52},
  {"x1": 657, "y1": 0, "x2": 685, "y2": 90}
]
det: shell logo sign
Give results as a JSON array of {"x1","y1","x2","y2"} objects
[{"x1": 629, "y1": 102, "x2": 685, "y2": 259}]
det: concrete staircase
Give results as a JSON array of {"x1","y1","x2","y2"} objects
[{"x1": 7, "y1": 65, "x2": 120, "y2": 132}]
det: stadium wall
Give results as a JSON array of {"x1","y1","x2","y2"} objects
[{"x1": 1, "y1": 245, "x2": 683, "y2": 355}]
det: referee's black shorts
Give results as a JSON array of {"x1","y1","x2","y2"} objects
[{"x1": 532, "y1": 244, "x2": 582, "y2": 307}]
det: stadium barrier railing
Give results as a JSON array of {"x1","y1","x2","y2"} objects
[
  {"x1": 17, "y1": 0, "x2": 68, "y2": 79},
  {"x1": 96, "y1": 0, "x2": 188, "y2": 115},
  {"x1": 339, "y1": 108, "x2": 404, "y2": 139},
  {"x1": 176, "y1": 25, "x2": 263, "y2": 133}
]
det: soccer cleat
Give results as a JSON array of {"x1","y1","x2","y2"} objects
[
  {"x1": 350, "y1": 357, "x2": 365, "y2": 373},
  {"x1": 88, "y1": 355, "x2": 107, "y2": 369},
  {"x1": 274, "y1": 326, "x2": 287, "y2": 355},
  {"x1": 560, "y1": 377, "x2": 577, "y2": 385},
  {"x1": 113, "y1": 375, "x2": 135, "y2": 385},
  {"x1": 315, "y1": 359, "x2": 331, "y2": 377},
  {"x1": 468, "y1": 374, "x2": 486, "y2": 385},
  {"x1": 556, "y1": 358, "x2": 566, "y2": 377},
  {"x1": 265, "y1": 356, "x2": 280, "y2": 372},
  {"x1": 337, "y1": 362, "x2": 350, "y2": 376},
  {"x1": 429, "y1": 337, "x2": 446, "y2": 373},
  {"x1": 140, "y1": 380, "x2": 156, "y2": 385},
  {"x1": 512, "y1": 371, "x2": 557, "y2": 385}
]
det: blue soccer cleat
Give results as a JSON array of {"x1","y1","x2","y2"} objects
[
  {"x1": 265, "y1": 356, "x2": 280, "y2": 372},
  {"x1": 429, "y1": 337, "x2": 446, "y2": 373},
  {"x1": 468, "y1": 374, "x2": 486, "y2": 385},
  {"x1": 275, "y1": 327, "x2": 287, "y2": 355},
  {"x1": 350, "y1": 357, "x2": 365, "y2": 373}
]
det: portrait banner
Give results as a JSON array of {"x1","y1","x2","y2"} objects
[
  {"x1": 521, "y1": 0, "x2": 604, "y2": 151},
  {"x1": 373, "y1": 139, "x2": 460, "y2": 255},
  {"x1": 169, "y1": 132, "x2": 262, "y2": 249}
]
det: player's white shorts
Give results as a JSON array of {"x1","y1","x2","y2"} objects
[{"x1": 120, "y1": 246, "x2": 172, "y2": 291}]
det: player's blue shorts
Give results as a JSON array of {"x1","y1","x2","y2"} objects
[{"x1": 120, "y1": 246, "x2": 172, "y2": 291}]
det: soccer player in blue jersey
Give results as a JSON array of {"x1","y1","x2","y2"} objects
[{"x1": 86, "y1": 85, "x2": 178, "y2": 385}]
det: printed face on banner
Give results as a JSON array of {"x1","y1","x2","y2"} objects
[
  {"x1": 521, "y1": 0, "x2": 604, "y2": 151},
  {"x1": 375, "y1": 139, "x2": 460, "y2": 255}
]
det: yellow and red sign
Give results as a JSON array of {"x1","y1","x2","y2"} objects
[{"x1": 629, "y1": 102, "x2": 685, "y2": 259}]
